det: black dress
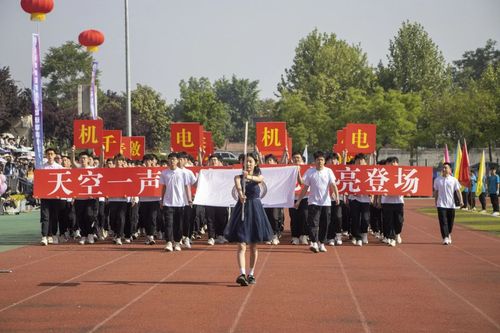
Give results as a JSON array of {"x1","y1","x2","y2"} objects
[{"x1": 224, "y1": 177, "x2": 274, "y2": 244}]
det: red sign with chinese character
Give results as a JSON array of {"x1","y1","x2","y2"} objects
[
  {"x1": 34, "y1": 164, "x2": 433, "y2": 198},
  {"x1": 344, "y1": 123, "x2": 376, "y2": 154},
  {"x1": 73, "y1": 119, "x2": 103, "y2": 150},
  {"x1": 102, "y1": 130, "x2": 122, "y2": 159},
  {"x1": 256, "y1": 122, "x2": 287, "y2": 159},
  {"x1": 171, "y1": 122, "x2": 203, "y2": 158},
  {"x1": 130, "y1": 136, "x2": 145, "y2": 161},
  {"x1": 202, "y1": 131, "x2": 214, "y2": 162},
  {"x1": 121, "y1": 137, "x2": 131, "y2": 159}
]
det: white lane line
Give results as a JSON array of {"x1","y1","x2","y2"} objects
[
  {"x1": 407, "y1": 223, "x2": 500, "y2": 269},
  {"x1": 398, "y1": 248, "x2": 500, "y2": 330},
  {"x1": 0, "y1": 252, "x2": 133, "y2": 314},
  {"x1": 89, "y1": 250, "x2": 206, "y2": 333},
  {"x1": 229, "y1": 247, "x2": 273, "y2": 333},
  {"x1": 334, "y1": 249, "x2": 371, "y2": 333}
]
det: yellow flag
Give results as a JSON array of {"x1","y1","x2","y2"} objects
[
  {"x1": 453, "y1": 140, "x2": 462, "y2": 179},
  {"x1": 476, "y1": 150, "x2": 485, "y2": 196}
]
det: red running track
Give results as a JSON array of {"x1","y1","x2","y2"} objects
[{"x1": 0, "y1": 198, "x2": 499, "y2": 333}]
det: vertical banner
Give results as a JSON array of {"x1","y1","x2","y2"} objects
[
  {"x1": 102, "y1": 130, "x2": 122, "y2": 159},
  {"x1": 344, "y1": 123, "x2": 376, "y2": 154},
  {"x1": 334, "y1": 129, "x2": 345, "y2": 152},
  {"x1": 170, "y1": 122, "x2": 203, "y2": 158},
  {"x1": 256, "y1": 122, "x2": 287, "y2": 158},
  {"x1": 31, "y1": 34, "x2": 44, "y2": 169},
  {"x1": 90, "y1": 61, "x2": 98, "y2": 120},
  {"x1": 121, "y1": 136, "x2": 131, "y2": 159},
  {"x1": 73, "y1": 119, "x2": 103, "y2": 150},
  {"x1": 202, "y1": 131, "x2": 214, "y2": 161},
  {"x1": 129, "y1": 136, "x2": 145, "y2": 161}
]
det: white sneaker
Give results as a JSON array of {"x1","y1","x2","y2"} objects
[
  {"x1": 388, "y1": 239, "x2": 396, "y2": 247},
  {"x1": 309, "y1": 242, "x2": 319, "y2": 253},
  {"x1": 396, "y1": 234, "x2": 402, "y2": 244},
  {"x1": 335, "y1": 233, "x2": 343, "y2": 245},
  {"x1": 63, "y1": 231, "x2": 70, "y2": 242},
  {"x1": 291, "y1": 237, "x2": 299, "y2": 245},
  {"x1": 183, "y1": 237, "x2": 191, "y2": 249},
  {"x1": 87, "y1": 234, "x2": 95, "y2": 244},
  {"x1": 145, "y1": 235, "x2": 155, "y2": 245},
  {"x1": 493, "y1": 212, "x2": 500, "y2": 217},
  {"x1": 448, "y1": 234, "x2": 452, "y2": 244},
  {"x1": 374, "y1": 231, "x2": 381, "y2": 239},
  {"x1": 382, "y1": 237, "x2": 389, "y2": 244},
  {"x1": 361, "y1": 233, "x2": 368, "y2": 244},
  {"x1": 318, "y1": 243, "x2": 327, "y2": 252},
  {"x1": 40, "y1": 236, "x2": 48, "y2": 246},
  {"x1": 199, "y1": 226, "x2": 206, "y2": 235},
  {"x1": 480, "y1": 210, "x2": 487, "y2": 214},
  {"x1": 47, "y1": 236, "x2": 54, "y2": 244},
  {"x1": 174, "y1": 242, "x2": 182, "y2": 251},
  {"x1": 78, "y1": 237, "x2": 86, "y2": 245},
  {"x1": 115, "y1": 238, "x2": 122, "y2": 245},
  {"x1": 102, "y1": 229, "x2": 108, "y2": 239},
  {"x1": 442, "y1": 237, "x2": 450, "y2": 245},
  {"x1": 52, "y1": 235, "x2": 59, "y2": 244},
  {"x1": 124, "y1": 238, "x2": 131, "y2": 244},
  {"x1": 164, "y1": 241, "x2": 173, "y2": 252},
  {"x1": 327, "y1": 239, "x2": 335, "y2": 246},
  {"x1": 299, "y1": 235, "x2": 309, "y2": 245},
  {"x1": 207, "y1": 238, "x2": 215, "y2": 246},
  {"x1": 356, "y1": 240, "x2": 363, "y2": 247},
  {"x1": 271, "y1": 235, "x2": 280, "y2": 245},
  {"x1": 352, "y1": 239, "x2": 357, "y2": 246}
]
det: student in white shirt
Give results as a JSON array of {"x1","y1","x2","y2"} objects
[
  {"x1": 295, "y1": 151, "x2": 339, "y2": 253},
  {"x1": 433, "y1": 162, "x2": 463, "y2": 245},
  {"x1": 178, "y1": 152, "x2": 197, "y2": 249},
  {"x1": 381, "y1": 156, "x2": 405, "y2": 247}
]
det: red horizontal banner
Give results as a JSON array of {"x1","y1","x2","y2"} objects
[{"x1": 34, "y1": 165, "x2": 433, "y2": 199}]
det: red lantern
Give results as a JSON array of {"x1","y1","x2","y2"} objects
[
  {"x1": 21, "y1": 0, "x2": 54, "y2": 21},
  {"x1": 78, "y1": 30, "x2": 105, "y2": 52}
]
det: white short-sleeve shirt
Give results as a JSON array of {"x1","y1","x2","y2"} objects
[
  {"x1": 303, "y1": 167, "x2": 336, "y2": 206},
  {"x1": 180, "y1": 167, "x2": 197, "y2": 206},
  {"x1": 159, "y1": 168, "x2": 188, "y2": 207},
  {"x1": 433, "y1": 175, "x2": 461, "y2": 208}
]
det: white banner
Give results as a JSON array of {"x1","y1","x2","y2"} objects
[{"x1": 193, "y1": 166, "x2": 298, "y2": 208}]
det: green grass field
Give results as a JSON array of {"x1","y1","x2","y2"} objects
[
  {"x1": 0, "y1": 211, "x2": 41, "y2": 252},
  {"x1": 418, "y1": 208, "x2": 500, "y2": 237}
]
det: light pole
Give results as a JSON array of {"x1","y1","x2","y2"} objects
[{"x1": 125, "y1": 0, "x2": 132, "y2": 136}]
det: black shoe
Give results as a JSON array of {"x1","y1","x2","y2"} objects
[
  {"x1": 236, "y1": 274, "x2": 249, "y2": 286},
  {"x1": 247, "y1": 275, "x2": 256, "y2": 284}
]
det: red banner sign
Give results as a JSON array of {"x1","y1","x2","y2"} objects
[
  {"x1": 130, "y1": 136, "x2": 145, "y2": 161},
  {"x1": 344, "y1": 123, "x2": 376, "y2": 154},
  {"x1": 256, "y1": 122, "x2": 287, "y2": 157},
  {"x1": 102, "y1": 130, "x2": 122, "y2": 159},
  {"x1": 121, "y1": 137, "x2": 131, "y2": 159},
  {"x1": 34, "y1": 165, "x2": 433, "y2": 199},
  {"x1": 171, "y1": 122, "x2": 203, "y2": 158},
  {"x1": 73, "y1": 119, "x2": 103, "y2": 150}
]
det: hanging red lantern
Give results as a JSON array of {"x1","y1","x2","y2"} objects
[
  {"x1": 20, "y1": 0, "x2": 54, "y2": 21},
  {"x1": 78, "y1": 30, "x2": 105, "y2": 52}
]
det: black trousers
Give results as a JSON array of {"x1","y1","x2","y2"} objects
[
  {"x1": 382, "y1": 203, "x2": 404, "y2": 240},
  {"x1": 265, "y1": 208, "x2": 283, "y2": 236},
  {"x1": 163, "y1": 206, "x2": 184, "y2": 242},
  {"x1": 437, "y1": 207, "x2": 455, "y2": 238},
  {"x1": 74, "y1": 199, "x2": 97, "y2": 237},
  {"x1": 349, "y1": 200, "x2": 370, "y2": 241},
  {"x1": 125, "y1": 202, "x2": 139, "y2": 238},
  {"x1": 327, "y1": 201, "x2": 342, "y2": 239},
  {"x1": 40, "y1": 199, "x2": 63, "y2": 237},
  {"x1": 289, "y1": 198, "x2": 308, "y2": 238},
  {"x1": 182, "y1": 205, "x2": 194, "y2": 238},
  {"x1": 59, "y1": 201, "x2": 75, "y2": 234},
  {"x1": 479, "y1": 193, "x2": 487, "y2": 210},
  {"x1": 206, "y1": 206, "x2": 228, "y2": 239},
  {"x1": 306, "y1": 205, "x2": 330, "y2": 243},
  {"x1": 490, "y1": 194, "x2": 499, "y2": 212},
  {"x1": 468, "y1": 192, "x2": 476, "y2": 209},
  {"x1": 96, "y1": 200, "x2": 108, "y2": 230},
  {"x1": 192, "y1": 205, "x2": 206, "y2": 235},
  {"x1": 341, "y1": 200, "x2": 350, "y2": 234},
  {"x1": 369, "y1": 205, "x2": 382, "y2": 233},
  {"x1": 108, "y1": 201, "x2": 128, "y2": 238},
  {"x1": 139, "y1": 201, "x2": 160, "y2": 236}
]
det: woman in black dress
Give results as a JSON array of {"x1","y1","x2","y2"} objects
[{"x1": 224, "y1": 153, "x2": 273, "y2": 286}]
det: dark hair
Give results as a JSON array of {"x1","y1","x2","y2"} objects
[
  {"x1": 238, "y1": 153, "x2": 245, "y2": 163},
  {"x1": 385, "y1": 156, "x2": 399, "y2": 164},
  {"x1": 45, "y1": 147, "x2": 57, "y2": 154},
  {"x1": 264, "y1": 154, "x2": 277, "y2": 163},
  {"x1": 443, "y1": 162, "x2": 452, "y2": 168},
  {"x1": 354, "y1": 153, "x2": 367, "y2": 162},
  {"x1": 490, "y1": 166, "x2": 497, "y2": 171},
  {"x1": 378, "y1": 159, "x2": 387, "y2": 165},
  {"x1": 114, "y1": 153, "x2": 126, "y2": 162},
  {"x1": 143, "y1": 154, "x2": 155, "y2": 162},
  {"x1": 313, "y1": 150, "x2": 325, "y2": 160},
  {"x1": 78, "y1": 151, "x2": 89, "y2": 159},
  {"x1": 168, "y1": 152, "x2": 179, "y2": 159},
  {"x1": 208, "y1": 154, "x2": 221, "y2": 162},
  {"x1": 243, "y1": 152, "x2": 261, "y2": 175},
  {"x1": 329, "y1": 152, "x2": 340, "y2": 161}
]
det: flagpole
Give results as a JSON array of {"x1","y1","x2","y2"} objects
[{"x1": 241, "y1": 121, "x2": 249, "y2": 221}]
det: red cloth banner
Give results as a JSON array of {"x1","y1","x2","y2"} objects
[
  {"x1": 202, "y1": 131, "x2": 214, "y2": 162},
  {"x1": 256, "y1": 122, "x2": 287, "y2": 156},
  {"x1": 73, "y1": 119, "x2": 103, "y2": 150},
  {"x1": 171, "y1": 122, "x2": 203, "y2": 158},
  {"x1": 34, "y1": 164, "x2": 433, "y2": 199},
  {"x1": 102, "y1": 130, "x2": 122, "y2": 159},
  {"x1": 344, "y1": 123, "x2": 376, "y2": 154},
  {"x1": 121, "y1": 137, "x2": 131, "y2": 159},
  {"x1": 130, "y1": 136, "x2": 145, "y2": 161}
]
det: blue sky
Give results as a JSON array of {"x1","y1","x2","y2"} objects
[{"x1": 1, "y1": 0, "x2": 499, "y2": 102}]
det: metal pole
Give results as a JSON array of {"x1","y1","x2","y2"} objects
[{"x1": 125, "y1": 0, "x2": 132, "y2": 136}]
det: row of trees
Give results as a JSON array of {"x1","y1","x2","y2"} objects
[{"x1": 1, "y1": 21, "x2": 499, "y2": 159}]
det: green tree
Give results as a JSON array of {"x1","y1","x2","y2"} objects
[
  {"x1": 386, "y1": 21, "x2": 450, "y2": 94},
  {"x1": 173, "y1": 77, "x2": 230, "y2": 147},
  {"x1": 214, "y1": 75, "x2": 260, "y2": 141},
  {"x1": 0, "y1": 67, "x2": 30, "y2": 133},
  {"x1": 453, "y1": 39, "x2": 500, "y2": 87}
]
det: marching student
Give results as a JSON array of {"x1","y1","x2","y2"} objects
[
  {"x1": 289, "y1": 151, "x2": 308, "y2": 245},
  {"x1": 433, "y1": 162, "x2": 463, "y2": 244},
  {"x1": 381, "y1": 156, "x2": 405, "y2": 247},
  {"x1": 107, "y1": 154, "x2": 129, "y2": 245},
  {"x1": 224, "y1": 152, "x2": 273, "y2": 286},
  {"x1": 205, "y1": 154, "x2": 229, "y2": 246},
  {"x1": 295, "y1": 151, "x2": 340, "y2": 253},
  {"x1": 160, "y1": 152, "x2": 192, "y2": 252},
  {"x1": 178, "y1": 152, "x2": 197, "y2": 248},
  {"x1": 487, "y1": 166, "x2": 500, "y2": 216},
  {"x1": 39, "y1": 148, "x2": 64, "y2": 246},
  {"x1": 325, "y1": 152, "x2": 343, "y2": 246},
  {"x1": 348, "y1": 154, "x2": 371, "y2": 246},
  {"x1": 263, "y1": 154, "x2": 284, "y2": 245},
  {"x1": 139, "y1": 154, "x2": 161, "y2": 245}
]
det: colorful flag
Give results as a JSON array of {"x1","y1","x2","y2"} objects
[
  {"x1": 90, "y1": 61, "x2": 98, "y2": 119},
  {"x1": 31, "y1": 34, "x2": 44, "y2": 169},
  {"x1": 476, "y1": 150, "x2": 486, "y2": 196},
  {"x1": 444, "y1": 144, "x2": 450, "y2": 163},
  {"x1": 453, "y1": 140, "x2": 462, "y2": 179},
  {"x1": 458, "y1": 139, "x2": 471, "y2": 187},
  {"x1": 302, "y1": 145, "x2": 308, "y2": 164}
]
